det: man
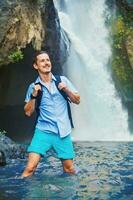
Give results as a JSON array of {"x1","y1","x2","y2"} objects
[{"x1": 21, "y1": 51, "x2": 80, "y2": 178}]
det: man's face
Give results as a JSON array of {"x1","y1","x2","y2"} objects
[{"x1": 33, "y1": 53, "x2": 52, "y2": 74}]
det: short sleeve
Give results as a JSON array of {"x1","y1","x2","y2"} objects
[
  {"x1": 24, "y1": 83, "x2": 34, "y2": 103},
  {"x1": 61, "y1": 76, "x2": 78, "y2": 93}
]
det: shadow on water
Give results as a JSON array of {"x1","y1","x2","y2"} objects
[{"x1": 0, "y1": 142, "x2": 133, "y2": 200}]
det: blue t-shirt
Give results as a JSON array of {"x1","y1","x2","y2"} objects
[{"x1": 25, "y1": 75, "x2": 78, "y2": 138}]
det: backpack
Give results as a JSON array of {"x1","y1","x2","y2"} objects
[{"x1": 35, "y1": 75, "x2": 74, "y2": 128}]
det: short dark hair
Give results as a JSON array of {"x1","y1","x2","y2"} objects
[{"x1": 33, "y1": 50, "x2": 49, "y2": 64}]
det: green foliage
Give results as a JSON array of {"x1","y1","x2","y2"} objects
[
  {"x1": 110, "y1": 14, "x2": 133, "y2": 99},
  {"x1": 8, "y1": 50, "x2": 24, "y2": 63},
  {"x1": 112, "y1": 16, "x2": 133, "y2": 48},
  {"x1": 0, "y1": 130, "x2": 6, "y2": 136}
]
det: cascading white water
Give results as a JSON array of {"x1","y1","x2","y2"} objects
[{"x1": 54, "y1": 0, "x2": 133, "y2": 141}]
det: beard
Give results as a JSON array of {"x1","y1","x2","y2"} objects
[{"x1": 45, "y1": 69, "x2": 51, "y2": 74}]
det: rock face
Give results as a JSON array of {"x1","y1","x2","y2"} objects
[
  {"x1": 0, "y1": 151, "x2": 6, "y2": 166},
  {"x1": 0, "y1": 0, "x2": 45, "y2": 66},
  {"x1": 0, "y1": 0, "x2": 70, "y2": 142},
  {"x1": 0, "y1": 133, "x2": 26, "y2": 160},
  {"x1": 126, "y1": 35, "x2": 133, "y2": 69},
  {"x1": 126, "y1": 0, "x2": 133, "y2": 7},
  {"x1": 116, "y1": 0, "x2": 133, "y2": 11},
  {"x1": 43, "y1": 0, "x2": 70, "y2": 73},
  {"x1": 0, "y1": 0, "x2": 70, "y2": 69}
]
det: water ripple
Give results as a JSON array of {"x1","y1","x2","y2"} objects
[{"x1": 0, "y1": 142, "x2": 133, "y2": 200}]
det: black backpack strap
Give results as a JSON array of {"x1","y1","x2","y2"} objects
[
  {"x1": 54, "y1": 75, "x2": 74, "y2": 128},
  {"x1": 54, "y1": 76, "x2": 68, "y2": 100},
  {"x1": 34, "y1": 82, "x2": 43, "y2": 126}
]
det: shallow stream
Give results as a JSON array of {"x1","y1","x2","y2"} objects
[{"x1": 0, "y1": 142, "x2": 133, "y2": 200}]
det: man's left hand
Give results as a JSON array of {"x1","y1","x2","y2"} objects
[{"x1": 58, "y1": 82, "x2": 67, "y2": 91}]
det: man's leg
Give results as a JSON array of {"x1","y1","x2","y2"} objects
[
  {"x1": 61, "y1": 159, "x2": 75, "y2": 174},
  {"x1": 53, "y1": 134, "x2": 75, "y2": 174},
  {"x1": 21, "y1": 152, "x2": 41, "y2": 178}
]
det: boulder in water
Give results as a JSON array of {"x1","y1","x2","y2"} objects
[{"x1": 0, "y1": 133, "x2": 26, "y2": 160}]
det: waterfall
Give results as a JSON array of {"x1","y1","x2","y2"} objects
[{"x1": 54, "y1": 0, "x2": 133, "y2": 141}]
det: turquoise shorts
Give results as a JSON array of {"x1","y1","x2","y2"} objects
[{"x1": 27, "y1": 128, "x2": 75, "y2": 159}]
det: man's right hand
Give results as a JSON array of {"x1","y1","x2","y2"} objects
[{"x1": 32, "y1": 84, "x2": 42, "y2": 97}]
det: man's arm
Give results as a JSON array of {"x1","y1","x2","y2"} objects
[
  {"x1": 24, "y1": 99, "x2": 36, "y2": 117},
  {"x1": 24, "y1": 84, "x2": 41, "y2": 116},
  {"x1": 58, "y1": 82, "x2": 80, "y2": 104}
]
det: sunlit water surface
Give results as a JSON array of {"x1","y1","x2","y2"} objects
[{"x1": 0, "y1": 142, "x2": 133, "y2": 200}]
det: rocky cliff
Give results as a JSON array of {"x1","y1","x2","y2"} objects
[
  {"x1": 0, "y1": 0, "x2": 45, "y2": 67},
  {"x1": 126, "y1": 35, "x2": 133, "y2": 69},
  {"x1": 116, "y1": 0, "x2": 133, "y2": 70},
  {"x1": 111, "y1": 0, "x2": 133, "y2": 101}
]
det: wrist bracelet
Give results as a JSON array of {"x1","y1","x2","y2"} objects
[{"x1": 30, "y1": 93, "x2": 37, "y2": 99}]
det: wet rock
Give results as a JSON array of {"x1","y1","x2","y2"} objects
[
  {"x1": 42, "y1": 0, "x2": 70, "y2": 74},
  {"x1": 0, "y1": 133, "x2": 26, "y2": 159},
  {"x1": 126, "y1": 35, "x2": 133, "y2": 69},
  {"x1": 115, "y1": 0, "x2": 133, "y2": 11},
  {"x1": 125, "y1": 0, "x2": 133, "y2": 8},
  {"x1": 0, "y1": 151, "x2": 6, "y2": 166}
]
